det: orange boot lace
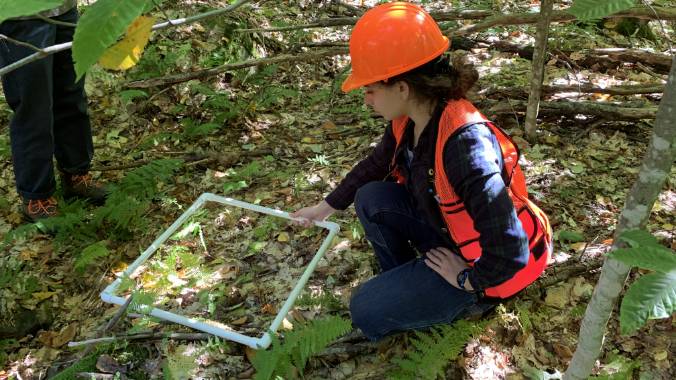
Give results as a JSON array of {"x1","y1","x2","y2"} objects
[{"x1": 26, "y1": 197, "x2": 58, "y2": 216}]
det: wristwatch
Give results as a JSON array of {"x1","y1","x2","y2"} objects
[{"x1": 456, "y1": 268, "x2": 472, "y2": 291}]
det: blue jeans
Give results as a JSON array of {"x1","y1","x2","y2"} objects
[
  {"x1": 350, "y1": 182, "x2": 493, "y2": 341},
  {"x1": 0, "y1": 8, "x2": 93, "y2": 200}
]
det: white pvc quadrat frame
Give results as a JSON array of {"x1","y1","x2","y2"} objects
[{"x1": 100, "y1": 192, "x2": 340, "y2": 349}]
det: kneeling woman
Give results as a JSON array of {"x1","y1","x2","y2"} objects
[{"x1": 292, "y1": 2, "x2": 552, "y2": 341}]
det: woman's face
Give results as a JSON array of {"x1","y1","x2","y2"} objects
[{"x1": 363, "y1": 82, "x2": 408, "y2": 121}]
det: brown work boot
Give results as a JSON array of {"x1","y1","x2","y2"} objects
[
  {"x1": 62, "y1": 172, "x2": 108, "y2": 205},
  {"x1": 22, "y1": 196, "x2": 59, "y2": 222}
]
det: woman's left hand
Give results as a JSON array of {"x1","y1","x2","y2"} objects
[{"x1": 424, "y1": 247, "x2": 473, "y2": 291}]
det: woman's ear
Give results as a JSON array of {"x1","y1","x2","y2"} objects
[{"x1": 397, "y1": 81, "x2": 410, "y2": 100}]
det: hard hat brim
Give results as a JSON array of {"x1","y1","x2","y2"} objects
[{"x1": 341, "y1": 36, "x2": 449, "y2": 93}]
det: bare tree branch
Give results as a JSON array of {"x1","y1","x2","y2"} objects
[
  {"x1": 482, "y1": 83, "x2": 665, "y2": 97},
  {"x1": 0, "y1": 34, "x2": 43, "y2": 52},
  {"x1": 125, "y1": 47, "x2": 348, "y2": 88},
  {"x1": 234, "y1": 10, "x2": 493, "y2": 33},
  {"x1": 35, "y1": 14, "x2": 77, "y2": 27},
  {"x1": 451, "y1": 6, "x2": 676, "y2": 36},
  {"x1": 480, "y1": 99, "x2": 659, "y2": 120},
  {"x1": 0, "y1": 0, "x2": 254, "y2": 77}
]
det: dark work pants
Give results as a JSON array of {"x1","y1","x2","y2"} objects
[
  {"x1": 0, "y1": 8, "x2": 93, "y2": 200},
  {"x1": 350, "y1": 182, "x2": 494, "y2": 341}
]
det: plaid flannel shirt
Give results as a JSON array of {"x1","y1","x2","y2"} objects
[{"x1": 326, "y1": 119, "x2": 530, "y2": 292}]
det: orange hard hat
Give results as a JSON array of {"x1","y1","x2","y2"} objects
[{"x1": 341, "y1": 2, "x2": 450, "y2": 92}]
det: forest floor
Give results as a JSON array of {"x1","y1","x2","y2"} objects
[{"x1": 0, "y1": 1, "x2": 674, "y2": 379}]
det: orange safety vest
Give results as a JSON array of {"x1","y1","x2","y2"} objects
[{"x1": 391, "y1": 99, "x2": 552, "y2": 299}]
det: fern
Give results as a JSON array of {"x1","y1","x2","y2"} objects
[
  {"x1": 2, "y1": 223, "x2": 38, "y2": 247},
  {"x1": 116, "y1": 159, "x2": 182, "y2": 199},
  {"x1": 252, "y1": 316, "x2": 352, "y2": 380},
  {"x1": 389, "y1": 320, "x2": 486, "y2": 380},
  {"x1": 74, "y1": 241, "x2": 110, "y2": 273},
  {"x1": 94, "y1": 159, "x2": 181, "y2": 230}
]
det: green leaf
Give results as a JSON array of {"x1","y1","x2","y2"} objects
[
  {"x1": 567, "y1": 0, "x2": 636, "y2": 21},
  {"x1": 558, "y1": 230, "x2": 585, "y2": 243},
  {"x1": 0, "y1": 0, "x2": 63, "y2": 24},
  {"x1": 72, "y1": 0, "x2": 149, "y2": 80},
  {"x1": 618, "y1": 229, "x2": 659, "y2": 248},
  {"x1": 620, "y1": 272, "x2": 676, "y2": 335},
  {"x1": 223, "y1": 180, "x2": 248, "y2": 194},
  {"x1": 119, "y1": 89, "x2": 148, "y2": 105},
  {"x1": 609, "y1": 246, "x2": 676, "y2": 273}
]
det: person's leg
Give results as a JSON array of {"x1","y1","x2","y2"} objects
[
  {"x1": 0, "y1": 19, "x2": 57, "y2": 202},
  {"x1": 51, "y1": 8, "x2": 93, "y2": 175},
  {"x1": 354, "y1": 181, "x2": 449, "y2": 272},
  {"x1": 349, "y1": 258, "x2": 479, "y2": 341}
]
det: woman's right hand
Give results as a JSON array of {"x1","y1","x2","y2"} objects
[{"x1": 290, "y1": 200, "x2": 336, "y2": 228}]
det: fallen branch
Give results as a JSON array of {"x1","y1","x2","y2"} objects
[
  {"x1": 75, "y1": 373, "x2": 124, "y2": 380},
  {"x1": 480, "y1": 99, "x2": 659, "y2": 120},
  {"x1": 486, "y1": 41, "x2": 673, "y2": 73},
  {"x1": 125, "y1": 48, "x2": 348, "y2": 88},
  {"x1": 451, "y1": 6, "x2": 676, "y2": 36},
  {"x1": 481, "y1": 83, "x2": 665, "y2": 98},
  {"x1": 79, "y1": 296, "x2": 133, "y2": 358},
  {"x1": 583, "y1": 48, "x2": 673, "y2": 74},
  {"x1": 69, "y1": 332, "x2": 211, "y2": 347},
  {"x1": 234, "y1": 10, "x2": 494, "y2": 33},
  {"x1": 91, "y1": 149, "x2": 273, "y2": 172}
]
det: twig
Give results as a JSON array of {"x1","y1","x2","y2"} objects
[
  {"x1": 635, "y1": 62, "x2": 668, "y2": 80},
  {"x1": 640, "y1": 0, "x2": 673, "y2": 51},
  {"x1": 480, "y1": 99, "x2": 659, "y2": 120},
  {"x1": 125, "y1": 48, "x2": 348, "y2": 88},
  {"x1": 151, "y1": 0, "x2": 176, "y2": 27},
  {"x1": 234, "y1": 10, "x2": 496, "y2": 34},
  {"x1": 236, "y1": 17, "x2": 358, "y2": 33},
  {"x1": 481, "y1": 83, "x2": 665, "y2": 98},
  {"x1": 69, "y1": 332, "x2": 212, "y2": 347},
  {"x1": 151, "y1": 0, "x2": 253, "y2": 30},
  {"x1": 572, "y1": 118, "x2": 607, "y2": 141},
  {"x1": 35, "y1": 14, "x2": 77, "y2": 27},
  {"x1": 450, "y1": 6, "x2": 676, "y2": 36},
  {"x1": 92, "y1": 149, "x2": 272, "y2": 171},
  {"x1": 0, "y1": 34, "x2": 43, "y2": 52},
  {"x1": 0, "y1": 0, "x2": 254, "y2": 77},
  {"x1": 75, "y1": 373, "x2": 121, "y2": 380},
  {"x1": 79, "y1": 296, "x2": 133, "y2": 358}
]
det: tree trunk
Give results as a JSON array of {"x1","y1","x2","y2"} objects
[
  {"x1": 564, "y1": 55, "x2": 676, "y2": 380},
  {"x1": 525, "y1": 0, "x2": 554, "y2": 139}
]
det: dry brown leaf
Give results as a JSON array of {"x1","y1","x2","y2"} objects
[
  {"x1": 38, "y1": 323, "x2": 77, "y2": 348},
  {"x1": 231, "y1": 316, "x2": 248, "y2": 325}
]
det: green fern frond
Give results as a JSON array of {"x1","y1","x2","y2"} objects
[
  {"x1": 94, "y1": 192, "x2": 149, "y2": 230},
  {"x1": 252, "y1": 334, "x2": 284, "y2": 380},
  {"x1": 38, "y1": 200, "x2": 96, "y2": 244},
  {"x1": 389, "y1": 320, "x2": 486, "y2": 380},
  {"x1": 118, "y1": 159, "x2": 182, "y2": 199},
  {"x1": 253, "y1": 316, "x2": 352, "y2": 380},
  {"x1": 2, "y1": 223, "x2": 38, "y2": 247},
  {"x1": 94, "y1": 159, "x2": 181, "y2": 231},
  {"x1": 74, "y1": 241, "x2": 109, "y2": 273}
]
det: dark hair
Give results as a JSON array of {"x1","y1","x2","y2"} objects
[{"x1": 383, "y1": 53, "x2": 478, "y2": 103}]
